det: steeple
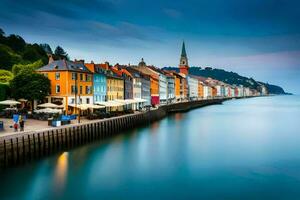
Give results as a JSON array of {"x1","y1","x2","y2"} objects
[
  {"x1": 181, "y1": 41, "x2": 187, "y2": 57},
  {"x1": 179, "y1": 41, "x2": 189, "y2": 75}
]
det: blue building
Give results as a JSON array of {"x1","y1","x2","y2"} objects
[{"x1": 85, "y1": 63, "x2": 107, "y2": 103}]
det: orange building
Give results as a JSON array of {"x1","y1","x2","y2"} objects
[
  {"x1": 212, "y1": 86, "x2": 217, "y2": 97},
  {"x1": 37, "y1": 59, "x2": 93, "y2": 113},
  {"x1": 133, "y1": 58, "x2": 160, "y2": 105}
]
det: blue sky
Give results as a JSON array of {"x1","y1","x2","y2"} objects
[{"x1": 1, "y1": 0, "x2": 299, "y2": 93}]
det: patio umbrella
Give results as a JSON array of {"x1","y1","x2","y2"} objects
[
  {"x1": 69, "y1": 104, "x2": 105, "y2": 110},
  {"x1": 96, "y1": 101, "x2": 125, "y2": 107},
  {"x1": 35, "y1": 108, "x2": 62, "y2": 114},
  {"x1": 0, "y1": 100, "x2": 21, "y2": 106},
  {"x1": 38, "y1": 102, "x2": 63, "y2": 108}
]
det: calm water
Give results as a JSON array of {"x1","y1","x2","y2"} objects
[{"x1": 1, "y1": 96, "x2": 300, "y2": 199}]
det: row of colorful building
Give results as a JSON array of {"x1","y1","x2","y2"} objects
[{"x1": 36, "y1": 42, "x2": 267, "y2": 113}]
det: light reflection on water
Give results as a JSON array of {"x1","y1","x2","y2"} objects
[{"x1": 1, "y1": 95, "x2": 300, "y2": 199}]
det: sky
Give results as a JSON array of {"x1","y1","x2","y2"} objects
[{"x1": 0, "y1": 0, "x2": 299, "y2": 94}]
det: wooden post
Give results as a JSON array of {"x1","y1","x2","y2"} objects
[
  {"x1": 4, "y1": 139, "x2": 7, "y2": 167},
  {"x1": 22, "y1": 136, "x2": 25, "y2": 164},
  {"x1": 10, "y1": 138, "x2": 14, "y2": 166}
]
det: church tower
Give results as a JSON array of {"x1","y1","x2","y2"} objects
[{"x1": 179, "y1": 41, "x2": 189, "y2": 75}]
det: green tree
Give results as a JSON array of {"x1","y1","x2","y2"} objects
[
  {"x1": 0, "y1": 69, "x2": 13, "y2": 83},
  {"x1": 0, "y1": 44, "x2": 23, "y2": 70},
  {"x1": 10, "y1": 70, "x2": 50, "y2": 101},
  {"x1": 12, "y1": 60, "x2": 44, "y2": 76},
  {"x1": 5, "y1": 34, "x2": 26, "y2": 52},
  {"x1": 40, "y1": 43, "x2": 53, "y2": 54},
  {"x1": 0, "y1": 28, "x2": 4, "y2": 36},
  {"x1": 54, "y1": 46, "x2": 69, "y2": 60},
  {"x1": 23, "y1": 44, "x2": 48, "y2": 63}
]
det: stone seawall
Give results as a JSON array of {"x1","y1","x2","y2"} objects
[{"x1": 0, "y1": 99, "x2": 224, "y2": 168}]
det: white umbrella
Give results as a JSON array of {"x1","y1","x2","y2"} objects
[
  {"x1": 68, "y1": 104, "x2": 105, "y2": 110},
  {"x1": 133, "y1": 98, "x2": 147, "y2": 103},
  {"x1": 114, "y1": 99, "x2": 133, "y2": 105},
  {"x1": 96, "y1": 101, "x2": 125, "y2": 107},
  {"x1": 0, "y1": 100, "x2": 21, "y2": 106},
  {"x1": 38, "y1": 102, "x2": 63, "y2": 108},
  {"x1": 35, "y1": 108, "x2": 62, "y2": 114}
]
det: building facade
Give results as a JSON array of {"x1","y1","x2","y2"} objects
[
  {"x1": 187, "y1": 76, "x2": 198, "y2": 100},
  {"x1": 37, "y1": 59, "x2": 93, "y2": 113},
  {"x1": 85, "y1": 63, "x2": 107, "y2": 103}
]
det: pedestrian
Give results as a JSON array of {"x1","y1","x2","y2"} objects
[
  {"x1": 19, "y1": 115, "x2": 24, "y2": 132},
  {"x1": 13, "y1": 122, "x2": 18, "y2": 132}
]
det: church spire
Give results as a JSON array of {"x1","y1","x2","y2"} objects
[
  {"x1": 181, "y1": 41, "x2": 187, "y2": 57},
  {"x1": 179, "y1": 40, "x2": 189, "y2": 75}
]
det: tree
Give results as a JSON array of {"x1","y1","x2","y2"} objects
[
  {"x1": 0, "y1": 28, "x2": 4, "y2": 37},
  {"x1": 10, "y1": 70, "x2": 50, "y2": 101},
  {"x1": 12, "y1": 60, "x2": 44, "y2": 76},
  {"x1": 40, "y1": 43, "x2": 53, "y2": 54},
  {"x1": 54, "y1": 46, "x2": 69, "y2": 60},
  {"x1": 5, "y1": 34, "x2": 26, "y2": 52},
  {"x1": 22, "y1": 43, "x2": 48, "y2": 64},
  {"x1": 0, "y1": 69, "x2": 13, "y2": 83}
]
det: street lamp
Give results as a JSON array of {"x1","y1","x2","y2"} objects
[{"x1": 75, "y1": 73, "x2": 81, "y2": 123}]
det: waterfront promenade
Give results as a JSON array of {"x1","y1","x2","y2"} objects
[{"x1": 0, "y1": 98, "x2": 224, "y2": 168}]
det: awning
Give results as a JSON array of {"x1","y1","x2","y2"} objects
[
  {"x1": 95, "y1": 101, "x2": 125, "y2": 107},
  {"x1": 68, "y1": 104, "x2": 105, "y2": 110},
  {"x1": 114, "y1": 99, "x2": 133, "y2": 105},
  {"x1": 0, "y1": 100, "x2": 21, "y2": 106},
  {"x1": 133, "y1": 98, "x2": 147, "y2": 103},
  {"x1": 38, "y1": 102, "x2": 64, "y2": 108},
  {"x1": 34, "y1": 108, "x2": 62, "y2": 114}
]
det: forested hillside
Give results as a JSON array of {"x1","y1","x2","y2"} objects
[{"x1": 163, "y1": 66, "x2": 287, "y2": 94}]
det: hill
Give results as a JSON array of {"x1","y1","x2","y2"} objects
[
  {"x1": 0, "y1": 28, "x2": 49, "y2": 71},
  {"x1": 163, "y1": 66, "x2": 287, "y2": 94}
]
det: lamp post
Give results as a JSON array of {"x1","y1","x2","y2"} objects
[{"x1": 75, "y1": 73, "x2": 81, "y2": 124}]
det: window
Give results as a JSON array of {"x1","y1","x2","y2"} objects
[
  {"x1": 80, "y1": 98, "x2": 82, "y2": 104},
  {"x1": 86, "y1": 98, "x2": 90, "y2": 104},
  {"x1": 56, "y1": 85, "x2": 60, "y2": 93},
  {"x1": 71, "y1": 98, "x2": 75, "y2": 104},
  {"x1": 86, "y1": 74, "x2": 92, "y2": 82},
  {"x1": 80, "y1": 74, "x2": 83, "y2": 81},
  {"x1": 71, "y1": 85, "x2": 77, "y2": 94},
  {"x1": 80, "y1": 86, "x2": 83, "y2": 94},
  {"x1": 72, "y1": 72, "x2": 77, "y2": 80},
  {"x1": 55, "y1": 72, "x2": 60, "y2": 80},
  {"x1": 86, "y1": 86, "x2": 92, "y2": 94}
]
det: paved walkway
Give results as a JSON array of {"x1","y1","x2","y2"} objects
[{"x1": 0, "y1": 117, "x2": 92, "y2": 138}]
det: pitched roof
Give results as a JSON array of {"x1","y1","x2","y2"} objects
[{"x1": 37, "y1": 60, "x2": 92, "y2": 73}]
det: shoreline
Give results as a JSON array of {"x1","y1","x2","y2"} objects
[{"x1": 0, "y1": 97, "x2": 250, "y2": 168}]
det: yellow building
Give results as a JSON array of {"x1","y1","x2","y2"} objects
[
  {"x1": 106, "y1": 70, "x2": 124, "y2": 100},
  {"x1": 37, "y1": 59, "x2": 93, "y2": 113}
]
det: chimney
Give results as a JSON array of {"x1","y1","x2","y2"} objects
[{"x1": 48, "y1": 54, "x2": 54, "y2": 64}]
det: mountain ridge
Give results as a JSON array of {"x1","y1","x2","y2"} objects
[{"x1": 163, "y1": 66, "x2": 287, "y2": 95}]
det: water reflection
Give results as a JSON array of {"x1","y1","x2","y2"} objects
[
  {"x1": 54, "y1": 152, "x2": 69, "y2": 194},
  {"x1": 1, "y1": 96, "x2": 300, "y2": 199}
]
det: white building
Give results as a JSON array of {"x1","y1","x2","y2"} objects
[
  {"x1": 230, "y1": 87, "x2": 236, "y2": 97},
  {"x1": 187, "y1": 76, "x2": 198, "y2": 100},
  {"x1": 166, "y1": 75, "x2": 175, "y2": 103},
  {"x1": 203, "y1": 85, "x2": 212, "y2": 99}
]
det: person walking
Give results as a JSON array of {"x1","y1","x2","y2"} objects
[
  {"x1": 19, "y1": 115, "x2": 24, "y2": 132},
  {"x1": 13, "y1": 122, "x2": 18, "y2": 132}
]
